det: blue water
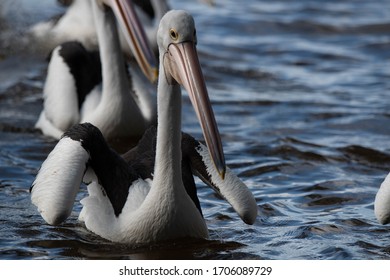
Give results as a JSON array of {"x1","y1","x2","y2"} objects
[{"x1": 0, "y1": 0, "x2": 390, "y2": 259}]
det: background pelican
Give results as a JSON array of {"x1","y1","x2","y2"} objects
[
  {"x1": 30, "y1": 0, "x2": 170, "y2": 54},
  {"x1": 35, "y1": 0, "x2": 158, "y2": 147},
  {"x1": 375, "y1": 173, "x2": 390, "y2": 225},
  {"x1": 30, "y1": 0, "x2": 214, "y2": 55},
  {"x1": 31, "y1": 10, "x2": 257, "y2": 244}
]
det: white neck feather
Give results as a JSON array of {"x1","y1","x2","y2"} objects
[
  {"x1": 92, "y1": 2, "x2": 129, "y2": 101},
  {"x1": 152, "y1": 58, "x2": 183, "y2": 191},
  {"x1": 89, "y1": 1, "x2": 146, "y2": 138}
]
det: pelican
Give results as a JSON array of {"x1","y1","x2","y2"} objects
[
  {"x1": 35, "y1": 0, "x2": 158, "y2": 143},
  {"x1": 375, "y1": 173, "x2": 390, "y2": 224},
  {"x1": 30, "y1": 10, "x2": 257, "y2": 244},
  {"x1": 30, "y1": 0, "x2": 213, "y2": 55},
  {"x1": 30, "y1": 0, "x2": 170, "y2": 54}
]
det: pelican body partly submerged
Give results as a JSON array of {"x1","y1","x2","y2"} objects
[
  {"x1": 31, "y1": 10, "x2": 257, "y2": 244},
  {"x1": 35, "y1": 0, "x2": 158, "y2": 143}
]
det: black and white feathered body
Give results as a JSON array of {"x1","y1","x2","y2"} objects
[
  {"x1": 31, "y1": 10, "x2": 257, "y2": 244},
  {"x1": 35, "y1": 0, "x2": 158, "y2": 143},
  {"x1": 31, "y1": 123, "x2": 256, "y2": 243}
]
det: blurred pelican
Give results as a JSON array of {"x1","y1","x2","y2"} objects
[
  {"x1": 30, "y1": 0, "x2": 169, "y2": 54},
  {"x1": 35, "y1": 0, "x2": 158, "y2": 145},
  {"x1": 375, "y1": 173, "x2": 390, "y2": 225}
]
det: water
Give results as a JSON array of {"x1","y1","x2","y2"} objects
[{"x1": 0, "y1": 0, "x2": 390, "y2": 259}]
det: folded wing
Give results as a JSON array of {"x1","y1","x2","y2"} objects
[
  {"x1": 182, "y1": 133, "x2": 258, "y2": 225},
  {"x1": 30, "y1": 137, "x2": 89, "y2": 225}
]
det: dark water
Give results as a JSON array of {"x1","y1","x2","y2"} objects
[{"x1": 1, "y1": 0, "x2": 390, "y2": 259}]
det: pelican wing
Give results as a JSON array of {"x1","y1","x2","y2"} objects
[
  {"x1": 39, "y1": 44, "x2": 81, "y2": 133},
  {"x1": 36, "y1": 42, "x2": 102, "y2": 138},
  {"x1": 183, "y1": 133, "x2": 258, "y2": 225},
  {"x1": 30, "y1": 137, "x2": 89, "y2": 225}
]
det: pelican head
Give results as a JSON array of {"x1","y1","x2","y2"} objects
[
  {"x1": 158, "y1": 10, "x2": 226, "y2": 178},
  {"x1": 97, "y1": 0, "x2": 158, "y2": 82}
]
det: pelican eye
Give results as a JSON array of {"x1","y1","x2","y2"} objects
[{"x1": 170, "y1": 29, "x2": 179, "y2": 40}]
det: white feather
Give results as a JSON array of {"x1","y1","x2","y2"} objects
[
  {"x1": 78, "y1": 182, "x2": 116, "y2": 237},
  {"x1": 121, "y1": 179, "x2": 152, "y2": 213},
  {"x1": 35, "y1": 46, "x2": 80, "y2": 138},
  {"x1": 31, "y1": 137, "x2": 89, "y2": 225},
  {"x1": 79, "y1": 176, "x2": 208, "y2": 243},
  {"x1": 82, "y1": 167, "x2": 98, "y2": 184},
  {"x1": 35, "y1": 111, "x2": 65, "y2": 140},
  {"x1": 79, "y1": 178, "x2": 151, "y2": 242},
  {"x1": 375, "y1": 172, "x2": 390, "y2": 224},
  {"x1": 128, "y1": 66, "x2": 157, "y2": 124},
  {"x1": 80, "y1": 85, "x2": 102, "y2": 119},
  {"x1": 196, "y1": 143, "x2": 258, "y2": 225},
  {"x1": 30, "y1": 0, "x2": 97, "y2": 51}
]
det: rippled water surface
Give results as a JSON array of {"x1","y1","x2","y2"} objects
[{"x1": 1, "y1": 0, "x2": 390, "y2": 259}]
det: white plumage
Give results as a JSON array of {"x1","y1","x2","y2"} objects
[
  {"x1": 31, "y1": 137, "x2": 89, "y2": 225},
  {"x1": 375, "y1": 172, "x2": 390, "y2": 225},
  {"x1": 35, "y1": 46, "x2": 81, "y2": 138},
  {"x1": 31, "y1": 0, "x2": 98, "y2": 51},
  {"x1": 195, "y1": 142, "x2": 257, "y2": 224},
  {"x1": 35, "y1": 0, "x2": 158, "y2": 143},
  {"x1": 31, "y1": 10, "x2": 257, "y2": 245}
]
